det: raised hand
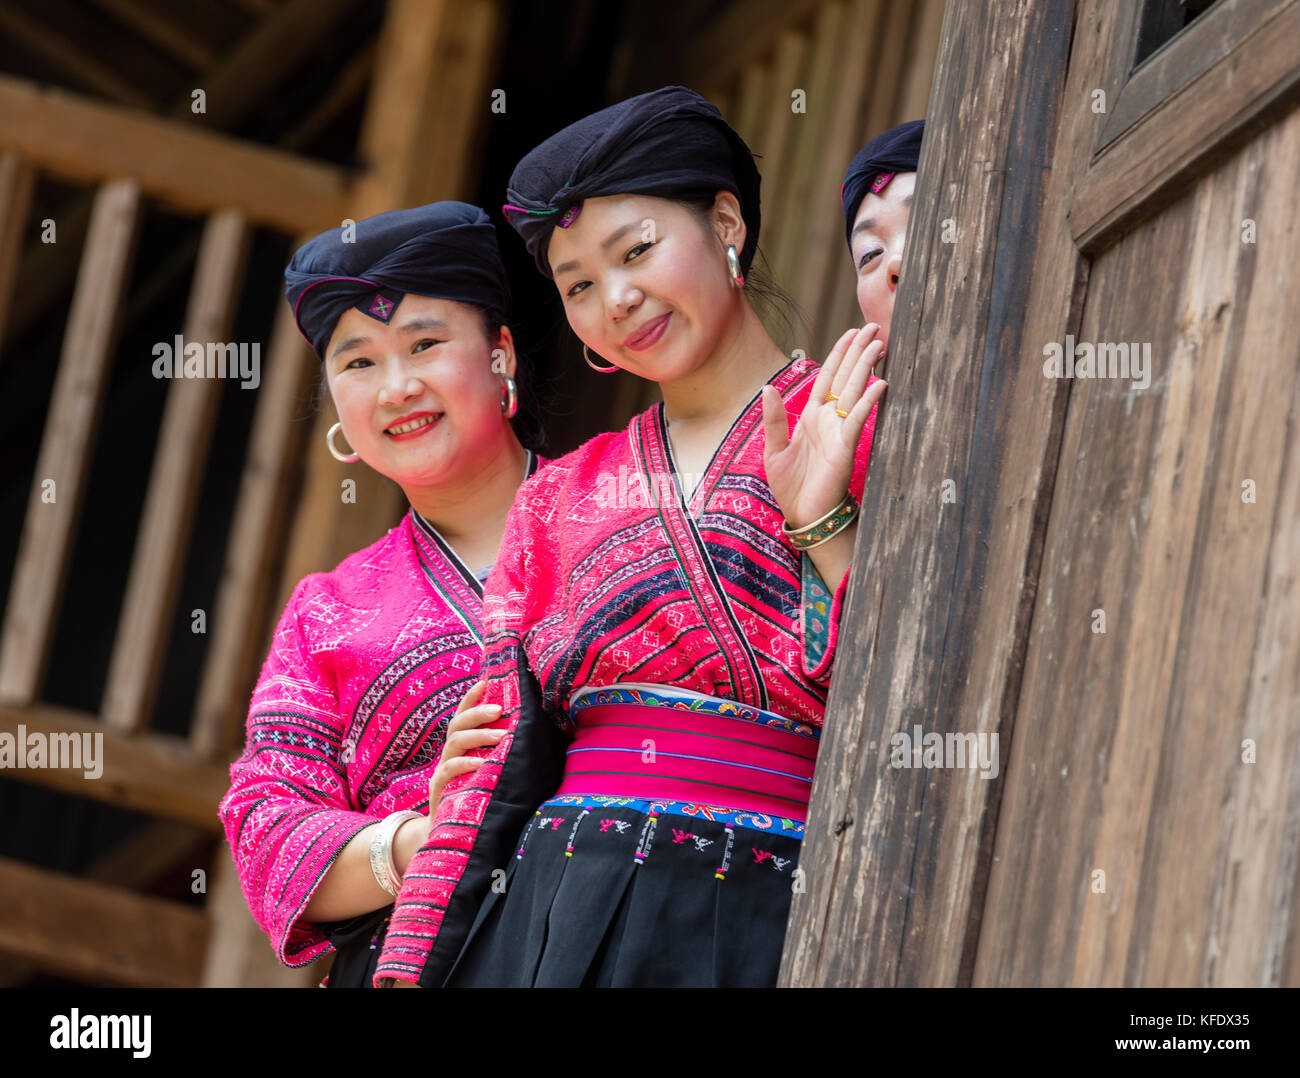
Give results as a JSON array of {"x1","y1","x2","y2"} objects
[{"x1": 761, "y1": 324, "x2": 887, "y2": 528}]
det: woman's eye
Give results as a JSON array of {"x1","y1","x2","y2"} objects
[
  {"x1": 857, "y1": 246, "x2": 884, "y2": 271},
  {"x1": 565, "y1": 280, "x2": 591, "y2": 299},
  {"x1": 344, "y1": 356, "x2": 373, "y2": 370},
  {"x1": 412, "y1": 338, "x2": 442, "y2": 354},
  {"x1": 625, "y1": 240, "x2": 654, "y2": 261}
]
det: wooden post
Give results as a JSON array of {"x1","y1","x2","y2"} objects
[
  {"x1": 103, "y1": 210, "x2": 250, "y2": 733},
  {"x1": 779, "y1": 0, "x2": 1079, "y2": 986},
  {"x1": 0, "y1": 179, "x2": 140, "y2": 705}
]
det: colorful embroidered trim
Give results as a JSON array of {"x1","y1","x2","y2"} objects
[
  {"x1": 569, "y1": 683, "x2": 819, "y2": 740},
  {"x1": 800, "y1": 554, "x2": 833, "y2": 671},
  {"x1": 782, "y1": 495, "x2": 859, "y2": 551},
  {"x1": 870, "y1": 170, "x2": 897, "y2": 194},
  {"x1": 542, "y1": 794, "x2": 806, "y2": 840}
]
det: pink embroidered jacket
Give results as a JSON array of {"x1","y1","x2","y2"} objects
[
  {"x1": 219, "y1": 454, "x2": 543, "y2": 967},
  {"x1": 375, "y1": 358, "x2": 877, "y2": 985}
]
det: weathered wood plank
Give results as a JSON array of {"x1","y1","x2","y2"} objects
[
  {"x1": 683, "y1": 0, "x2": 824, "y2": 88},
  {"x1": 190, "y1": 291, "x2": 318, "y2": 759},
  {"x1": 0, "y1": 856, "x2": 207, "y2": 987},
  {"x1": 0, "y1": 180, "x2": 140, "y2": 705},
  {"x1": 780, "y1": 0, "x2": 1083, "y2": 987},
  {"x1": 1098, "y1": 0, "x2": 1293, "y2": 152},
  {"x1": 0, "y1": 75, "x2": 350, "y2": 235},
  {"x1": 1069, "y1": 0, "x2": 1300, "y2": 253},
  {"x1": 0, "y1": 149, "x2": 35, "y2": 347},
  {"x1": 0, "y1": 704, "x2": 229, "y2": 830},
  {"x1": 101, "y1": 210, "x2": 250, "y2": 734},
  {"x1": 771, "y1": 1, "x2": 845, "y2": 294}
]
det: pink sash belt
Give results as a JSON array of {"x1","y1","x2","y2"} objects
[{"x1": 558, "y1": 684, "x2": 819, "y2": 823}]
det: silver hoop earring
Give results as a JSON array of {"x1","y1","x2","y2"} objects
[
  {"x1": 327, "y1": 421, "x2": 360, "y2": 463},
  {"x1": 726, "y1": 244, "x2": 744, "y2": 288},
  {"x1": 583, "y1": 344, "x2": 619, "y2": 374},
  {"x1": 500, "y1": 375, "x2": 518, "y2": 418}
]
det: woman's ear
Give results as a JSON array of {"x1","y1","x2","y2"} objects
[
  {"x1": 710, "y1": 190, "x2": 747, "y2": 252},
  {"x1": 493, "y1": 324, "x2": 519, "y2": 380}
]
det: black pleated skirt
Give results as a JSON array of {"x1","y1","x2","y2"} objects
[{"x1": 443, "y1": 796, "x2": 803, "y2": 987}]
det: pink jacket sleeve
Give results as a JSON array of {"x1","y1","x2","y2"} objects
[{"x1": 218, "y1": 576, "x2": 376, "y2": 966}]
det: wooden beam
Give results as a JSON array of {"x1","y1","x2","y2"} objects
[
  {"x1": 0, "y1": 150, "x2": 35, "y2": 346},
  {"x1": 779, "y1": 0, "x2": 1081, "y2": 987},
  {"x1": 190, "y1": 291, "x2": 318, "y2": 760},
  {"x1": 0, "y1": 179, "x2": 140, "y2": 705},
  {"x1": 0, "y1": 4, "x2": 154, "y2": 109},
  {"x1": 0, "y1": 856, "x2": 207, "y2": 987},
  {"x1": 1069, "y1": 0, "x2": 1300, "y2": 253},
  {"x1": 87, "y1": 0, "x2": 218, "y2": 70},
  {"x1": 0, "y1": 704, "x2": 230, "y2": 831},
  {"x1": 0, "y1": 819, "x2": 211, "y2": 986},
  {"x1": 176, "y1": 0, "x2": 370, "y2": 131},
  {"x1": 102, "y1": 210, "x2": 250, "y2": 734},
  {"x1": 0, "y1": 76, "x2": 350, "y2": 235}
]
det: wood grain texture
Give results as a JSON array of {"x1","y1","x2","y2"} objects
[
  {"x1": 0, "y1": 75, "x2": 349, "y2": 234},
  {"x1": 0, "y1": 180, "x2": 140, "y2": 705},
  {"x1": 0, "y1": 856, "x2": 208, "y2": 987},
  {"x1": 103, "y1": 210, "x2": 250, "y2": 734},
  {"x1": 1070, "y1": 0, "x2": 1300, "y2": 253},
  {"x1": 0, "y1": 149, "x2": 34, "y2": 348},
  {"x1": 0, "y1": 704, "x2": 229, "y2": 830},
  {"x1": 976, "y1": 106, "x2": 1300, "y2": 987},
  {"x1": 780, "y1": 0, "x2": 1080, "y2": 986}
]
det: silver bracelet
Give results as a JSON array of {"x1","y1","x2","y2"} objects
[{"x1": 368, "y1": 810, "x2": 423, "y2": 897}]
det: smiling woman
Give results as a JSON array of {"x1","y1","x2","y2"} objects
[
  {"x1": 376, "y1": 88, "x2": 887, "y2": 988},
  {"x1": 218, "y1": 201, "x2": 548, "y2": 987}
]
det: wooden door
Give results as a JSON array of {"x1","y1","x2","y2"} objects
[{"x1": 784, "y1": 0, "x2": 1300, "y2": 986}]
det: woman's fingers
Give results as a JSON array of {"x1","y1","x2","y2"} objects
[
  {"x1": 760, "y1": 385, "x2": 791, "y2": 458},
  {"x1": 837, "y1": 338, "x2": 885, "y2": 413},
  {"x1": 445, "y1": 701, "x2": 503, "y2": 736},
  {"x1": 829, "y1": 324, "x2": 879, "y2": 399},
  {"x1": 454, "y1": 680, "x2": 487, "y2": 715},
  {"x1": 842, "y1": 377, "x2": 887, "y2": 447},
  {"x1": 810, "y1": 328, "x2": 859, "y2": 402},
  {"x1": 444, "y1": 727, "x2": 508, "y2": 758}
]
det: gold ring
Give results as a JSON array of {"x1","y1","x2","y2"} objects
[
  {"x1": 835, "y1": 408, "x2": 849, "y2": 418},
  {"x1": 825, "y1": 392, "x2": 839, "y2": 402}
]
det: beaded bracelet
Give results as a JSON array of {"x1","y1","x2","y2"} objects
[
  {"x1": 369, "y1": 810, "x2": 423, "y2": 897},
  {"x1": 781, "y1": 493, "x2": 859, "y2": 550}
]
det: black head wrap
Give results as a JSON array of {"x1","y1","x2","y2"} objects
[
  {"x1": 285, "y1": 201, "x2": 510, "y2": 360},
  {"x1": 841, "y1": 120, "x2": 924, "y2": 250},
  {"x1": 503, "y1": 85, "x2": 761, "y2": 280}
]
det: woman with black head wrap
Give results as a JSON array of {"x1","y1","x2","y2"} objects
[
  {"x1": 378, "y1": 89, "x2": 887, "y2": 988},
  {"x1": 842, "y1": 119, "x2": 924, "y2": 353},
  {"x1": 219, "y1": 202, "x2": 549, "y2": 986}
]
